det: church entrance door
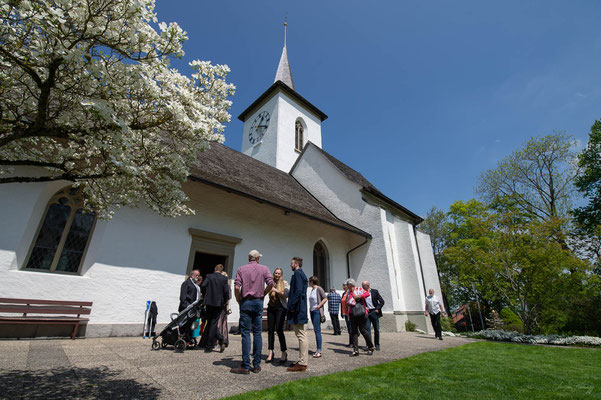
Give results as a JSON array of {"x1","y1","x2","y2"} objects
[{"x1": 193, "y1": 252, "x2": 227, "y2": 280}]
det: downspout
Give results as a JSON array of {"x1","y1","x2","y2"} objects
[
  {"x1": 412, "y1": 225, "x2": 427, "y2": 295},
  {"x1": 346, "y1": 236, "x2": 369, "y2": 279}
]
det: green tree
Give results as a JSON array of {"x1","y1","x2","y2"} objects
[
  {"x1": 444, "y1": 200, "x2": 587, "y2": 334},
  {"x1": 573, "y1": 120, "x2": 601, "y2": 264},
  {"x1": 477, "y1": 133, "x2": 577, "y2": 222}
]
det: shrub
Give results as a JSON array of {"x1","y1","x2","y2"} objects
[
  {"x1": 405, "y1": 320, "x2": 417, "y2": 332},
  {"x1": 441, "y1": 315, "x2": 457, "y2": 333},
  {"x1": 468, "y1": 329, "x2": 601, "y2": 347},
  {"x1": 500, "y1": 308, "x2": 523, "y2": 333}
]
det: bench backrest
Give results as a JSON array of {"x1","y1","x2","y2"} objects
[{"x1": 0, "y1": 298, "x2": 93, "y2": 317}]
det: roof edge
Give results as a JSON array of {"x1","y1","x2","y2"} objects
[
  {"x1": 238, "y1": 81, "x2": 328, "y2": 122},
  {"x1": 187, "y1": 174, "x2": 371, "y2": 238}
]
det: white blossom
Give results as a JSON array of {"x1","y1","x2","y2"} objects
[{"x1": 0, "y1": 0, "x2": 235, "y2": 218}]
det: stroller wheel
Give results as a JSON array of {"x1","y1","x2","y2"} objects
[
  {"x1": 174, "y1": 339, "x2": 186, "y2": 353},
  {"x1": 161, "y1": 341, "x2": 168, "y2": 349},
  {"x1": 151, "y1": 340, "x2": 161, "y2": 350},
  {"x1": 188, "y1": 338, "x2": 198, "y2": 349}
]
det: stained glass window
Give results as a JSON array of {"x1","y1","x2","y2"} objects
[{"x1": 25, "y1": 188, "x2": 96, "y2": 274}]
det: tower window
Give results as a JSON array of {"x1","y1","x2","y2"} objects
[
  {"x1": 24, "y1": 187, "x2": 96, "y2": 274},
  {"x1": 295, "y1": 120, "x2": 304, "y2": 152}
]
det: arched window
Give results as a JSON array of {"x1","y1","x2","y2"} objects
[
  {"x1": 313, "y1": 240, "x2": 329, "y2": 290},
  {"x1": 295, "y1": 120, "x2": 304, "y2": 152},
  {"x1": 24, "y1": 187, "x2": 96, "y2": 274}
]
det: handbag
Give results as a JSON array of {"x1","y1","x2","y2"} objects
[
  {"x1": 351, "y1": 300, "x2": 365, "y2": 318},
  {"x1": 320, "y1": 314, "x2": 326, "y2": 323}
]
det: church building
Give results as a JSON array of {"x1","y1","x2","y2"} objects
[{"x1": 0, "y1": 39, "x2": 442, "y2": 337}]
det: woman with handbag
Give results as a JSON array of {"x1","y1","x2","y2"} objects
[
  {"x1": 345, "y1": 278, "x2": 375, "y2": 356},
  {"x1": 308, "y1": 275, "x2": 327, "y2": 358},
  {"x1": 266, "y1": 267, "x2": 289, "y2": 364}
]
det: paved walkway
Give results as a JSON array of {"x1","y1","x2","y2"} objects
[{"x1": 0, "y1": 331, "x2": 473, "y2": 399}]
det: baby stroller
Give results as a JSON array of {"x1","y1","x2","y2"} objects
[{"x1": 152, "y1": 299, "x2": 204, "y2": 352}]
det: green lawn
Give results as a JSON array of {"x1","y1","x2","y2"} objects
[{"x1": 225, "y1": 341, "x2": 601, "y2": 400}]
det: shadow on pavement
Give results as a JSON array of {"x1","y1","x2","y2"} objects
[{"x1": 0, "y1": 366, "x2": 162, "y2": 400}]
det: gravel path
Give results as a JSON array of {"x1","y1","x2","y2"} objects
[{"x1": 0, "y1": 331, "x2": 473, "y2": 399}]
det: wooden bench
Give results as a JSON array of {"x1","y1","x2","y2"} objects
[{"x1": 0, "y1": 298, "x2": 93, "y2": 339}]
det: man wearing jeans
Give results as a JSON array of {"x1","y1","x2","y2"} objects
[
  {"x1": 230, "y1": 250, "x2": 274, "y2": 374},
  {"x1": 362, "y1": 281, "x2": 385, "y2": 350}
]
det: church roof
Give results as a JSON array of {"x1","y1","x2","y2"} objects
[
  {"x1": 189, "y1": 142, "x2": 370, "y2": 238},
  {"x1": 237, "y1": 81, "x2": 328, "y2": 123},
  {"x1": 274, "y1": 45, "x2": 295, "y2": 90},
  {"x1": 298, "y1": 142, "x2": 424, "y2": 224}
]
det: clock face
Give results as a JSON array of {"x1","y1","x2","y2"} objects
[{"x1": 249, "y1": 111, "x2": 270, "y2": 144}]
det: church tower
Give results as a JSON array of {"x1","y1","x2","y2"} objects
[{"x1": 238, "y1": 22, "x2": 328, "y2": 173}]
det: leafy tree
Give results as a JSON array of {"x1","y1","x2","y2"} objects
[
  {"x1": 0, "y1": 0, "x2": 235, "y2": 218},
  {"x1": 444, "y1": 200, "x2": 587, "y2": 334},
  {"x1": 573, "y1": 120, "x2": 601, "y2": 263},
  {"x1": 477, "y1": 133, "x2": 578, "y2": 222}
]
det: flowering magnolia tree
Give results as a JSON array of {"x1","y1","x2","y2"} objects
[{"x1": 0, "y1": 0, "x2": 235, "y2": 218}]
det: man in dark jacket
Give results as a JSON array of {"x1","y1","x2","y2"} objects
[
  {"x1": 200, "y1": 264, "x2": 230, "y2": 352},
  {"x1": 179, "y1": 269, "x2": 201, "y2": 312},
  {"x1": 286, "y1": 256, "x2": 308, "y2": 372},
  {"x1": 362, "y1": 280, "x2": 385, "y2": 350}
]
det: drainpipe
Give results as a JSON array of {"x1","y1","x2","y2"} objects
[{"x1": 346, "y1": 237, "x2": 369, "y2": 279}]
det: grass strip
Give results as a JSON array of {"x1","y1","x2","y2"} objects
[{"x1": 225, "y1": 341, "x2": 601, "y2": 400}]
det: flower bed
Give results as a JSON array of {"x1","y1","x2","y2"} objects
[{"x1": 467, "y1": 329, "x2": 601, "y2": 347}]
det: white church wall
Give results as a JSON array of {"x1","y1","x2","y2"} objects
[
  {"x1": 275, "y1": 91, "x2": 322, "y2": 173},
  {"x1": 291, "y1": 147, "x2": 403, "y2": 327},
  {"x1": 241, "y1": 95, "x2": 279, "y2": 168},
  {"x1": 416, "y1": 230, "x2": 443, "y2": 303},
  {"x1": 0, "y1": 179, "x2": 357, "y2": 337}
]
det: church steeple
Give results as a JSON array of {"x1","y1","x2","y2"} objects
[{"x1": 274, "y1": 20, "x2": 294, "y2": 90}]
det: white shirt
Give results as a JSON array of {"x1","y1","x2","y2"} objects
[
  {"x1": 309, "y1": 288, "x2": 319, "y2": 311},
  {"x1": 191, "y1": 278, "x2": 200, "y2": 302},
  {"x1": 365, "y1": 290, "x2": 375, "y2": 310},
  {"x1": 426, "y1": 294, "x2": 441, "y2": 315}
]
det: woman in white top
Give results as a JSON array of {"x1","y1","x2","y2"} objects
[{"x1": 309, "y1": 275, "x2": 327, "y2": 358}]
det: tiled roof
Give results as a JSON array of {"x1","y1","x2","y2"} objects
[{"x1": 189, "y1": 143, "x2": 370, "y2": 237}]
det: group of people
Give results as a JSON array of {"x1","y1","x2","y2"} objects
[
  {"x1": 227, "y1": 249, "x2": 387, "y2": 374},
  {"x1": 179, "y1": 248, "x2": 445, "y2": 375},
  {"x1": 179, "y1": 264, "x2": 232, "y2": 352}
]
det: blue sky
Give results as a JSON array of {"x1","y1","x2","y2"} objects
[{"x1": 155, "y1": 1, "x2": 601, "y2": 218}]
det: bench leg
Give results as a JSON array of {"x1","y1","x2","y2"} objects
[{"x1": 72, "y1": 322, "x2": 79, "y2": 339}]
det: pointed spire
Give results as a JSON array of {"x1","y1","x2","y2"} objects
[{"x1": 274, "y1": 18, "x2": 295, "y2": 90}]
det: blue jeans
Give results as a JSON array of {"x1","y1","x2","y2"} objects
[
  {"x1": 365, "y1": 309, "x2": 380, "y2": 347},
  {"x1": 239, "y1": 299, "x2": 264, "y2": 369},
  {"x1": 310, "y1": 309, "x2": 322, "y2": 352}
]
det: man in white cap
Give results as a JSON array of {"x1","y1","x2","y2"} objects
[{"x1": 230, "y1": 250, "x2": 273, "y2": 374}]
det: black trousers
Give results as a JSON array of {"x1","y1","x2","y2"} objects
[
  {"x1": 350, "y1": 313, "x2": 374, "y2": 351},
  {"x1": 147, "y1": 314, "x2": 156, "y2": 335},
  {"x1": 200, "y1": 305, "x2": 224, "y2": 348},
  {"x1": 267, "y1": 305, "x2": 287, "y2": 351},
  {"x1": 330, "y1": 313, "x2": 341, "y2": 335},
  {"x1": 365, "y1": 309, "x2": 380, "y2": 346},
  {"x1": 430, "y1": 312, "x2": 442, "y2": 338}
]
